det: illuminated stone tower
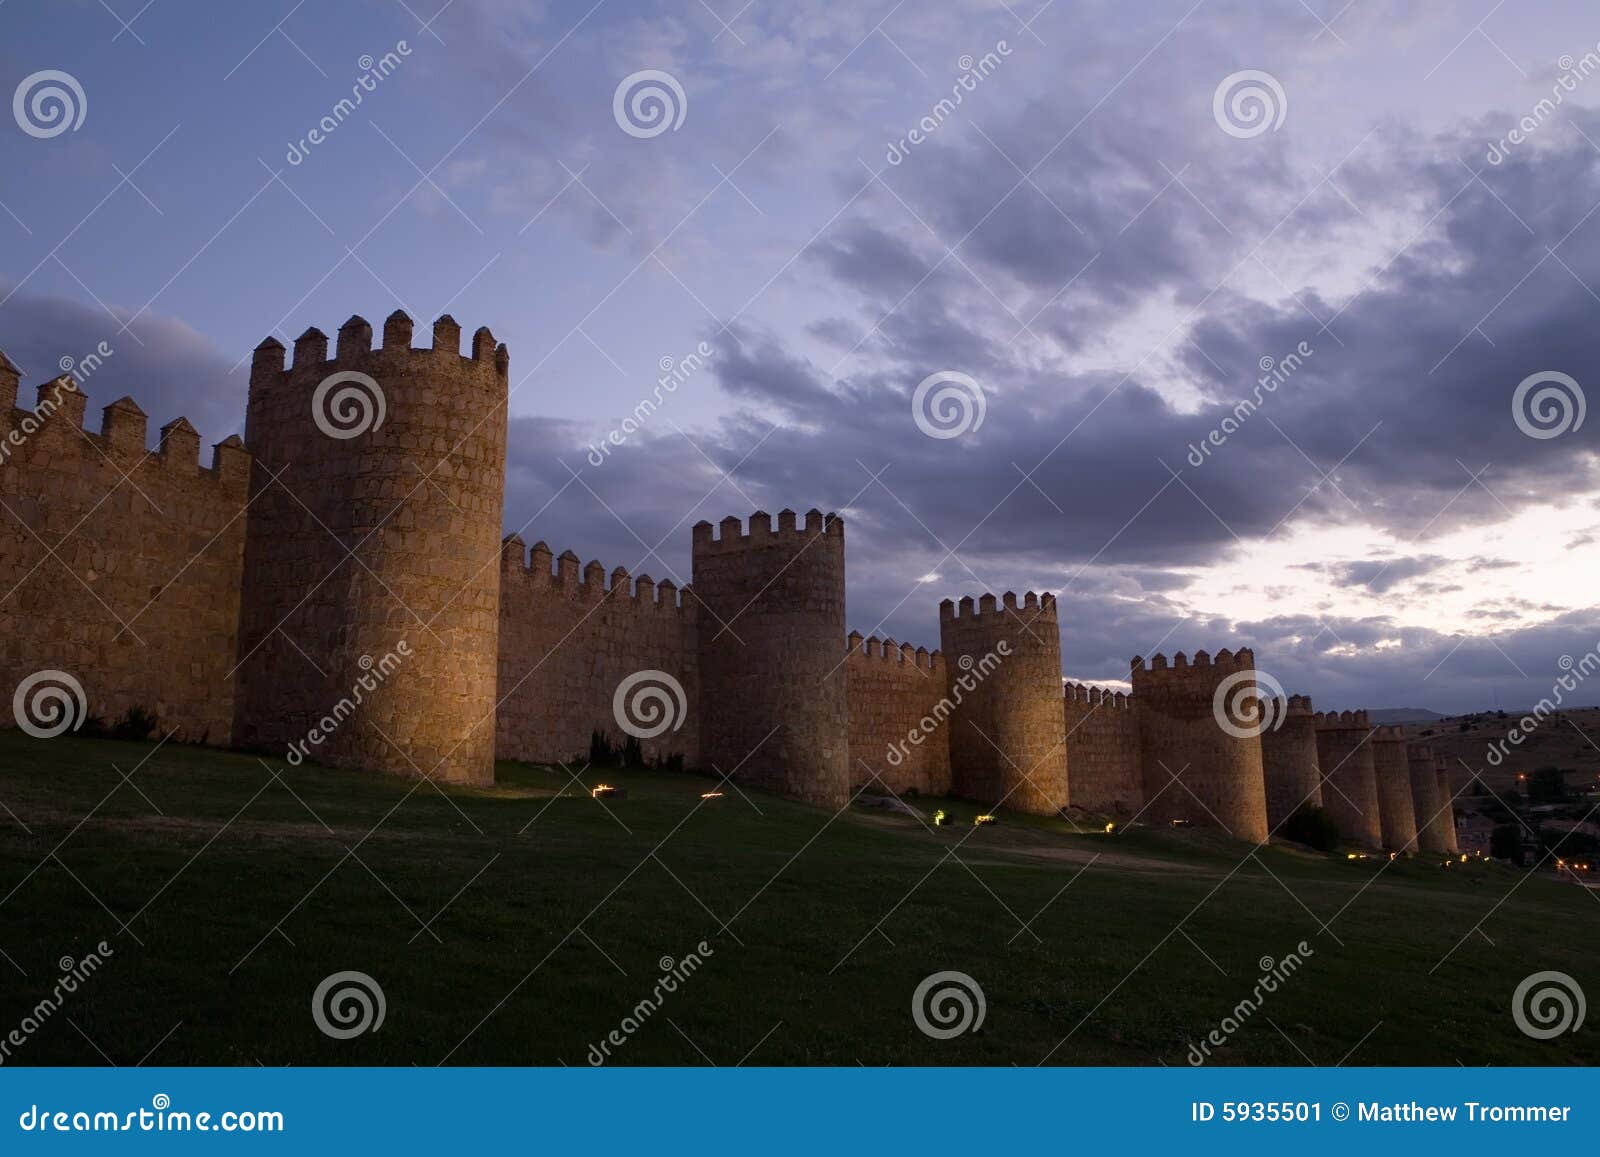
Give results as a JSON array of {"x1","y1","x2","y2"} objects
[
  {"x1": 1260, "y1": 693, "x2": 1322, "y2": 830},
  {"x1": 939, "y1": 592, "x2": 1069, "y2": 815},
  {"x1": 1371, "y1": 726, "x2": 1418, "y2": 852},
  {"x1": 1131, "y1": 650, "x2": 1269, "y2": 842},
  {"x1": 1407, "y1": 743, "x2": 1452, "y2": 854},
  {"x1": 1313, "y1": 711, "x2": 1381, "y2": 847},
  {"x1": 233, "y1": 312, "x2": 508, "y2": 784},
  {"x1": 692, "y1": 510, "x2": 849, "y2": 807}
]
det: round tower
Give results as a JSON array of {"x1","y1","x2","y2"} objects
[
  {"x1": 1407, "y1": 742, "x2": 1451, "y2": 853},
  {"x1": 1312, "y1": 711, "x2": 1381, "y2": 847},
  {"x1": 939, "y1": 591, "x2": 1068, "y2": 815},
  {"x1": 1371, "y1": 726, "x2": 1418, "y2": 852},
  {"x1": 1434, "y1": 755, "x2": 1459, "y2": 853},
  {"x1": 691, "y1": 510, "x2": 848, "y2": 807},
  {"x1": 233, "y1": 312, "x2": 508, "y2": 784},
  {"x1": 1131, "y1": 650, "x2": 1269, "y2": 842},
  {"x1": 1259, "y1": 693, "x2": 1322, "y2": 830}
]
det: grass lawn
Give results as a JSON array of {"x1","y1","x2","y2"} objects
[{"x1": 0, "y1": 730, "x2": 1594, "y2": 1066}]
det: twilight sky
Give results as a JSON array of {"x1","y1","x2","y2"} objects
[{"x1": 3, "y1": 0, "x2": 1600, "y2": 713}]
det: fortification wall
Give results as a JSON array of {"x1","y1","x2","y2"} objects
[
  {"x1": 1131, "y1": 650, "x2": 1269, "y2": 842},
  {"x1": 1313, "y1": 710, "x2": 1381, "y2": 847},
  {"x1": 0, "y1": 357, "x2": 249, "y2": 741},
  {"x1": 939, "y1": 592, "x2": 1068, "y2": 815},
  {"x1": 692, "y1": 510, "x2": 848, "y2": 807},
  {"x1": 1371, "y1": 726, "x2": 1419, "y2": 852},
  {"x1": 1062, "y1": 682, "x2": 1142, "y2": 814},
  {"x1": 1434, "y1": 756, "x2": 1459, "y2": 852},
  {"x1": 496, "y1": 537, "x2": 698, "y2": 766},
  {"x1": 1407, "y1": 743, "x2": 1451, "y2": 853},
  {"x1": 1259, "y1": 694, "x2": 1322, "y2": 831},
  {"x1": 233, "y1": 313, "x2": 507, "y2": 784},
  {"x1": 845, "y1": 633, "x2": 950, "y2": 797}
]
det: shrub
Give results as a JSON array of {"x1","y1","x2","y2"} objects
[
  {"x1": 1491, "y1": 823, "x2": 1525, "y2": 865},
  {"x1": 111, "y1": 705, "x2": 158, "y2": 741},
  {"x1": 1527, "y1": 766, "x2": 1567, "y2": 804},
  {"x1": 1281, "y1": 805, "x2": 1340, "y2": 852}
]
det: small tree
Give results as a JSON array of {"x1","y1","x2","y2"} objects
[
  {"x1": 1490, "y1": 824, "x2": 1524, "y2": 866},
  {"x1": 1282, "y1": 805, "x2": 1340, "y2": 852},
  {"x1": 1526, "y1": 766, "x2": 1567, "y2": 804}
]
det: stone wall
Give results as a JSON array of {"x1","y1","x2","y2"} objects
[
  {"x1": 692, "y1": 510, "x2": 848, "y2": 807},
  {"x1": 1061, "y1": 682, "x2": 1142, "y2": 814},
  {"x1": 496, "y1": 537, "x2": 699, "y2": 767},
  {"x1": 1313, "y1": 710, "x2": 1381, "y2": 847},
  {"x1": 1371, "y1": 726, "x2": 1419, "y2": 851},
  {"x1": 1434, "y1": 755, "x2": 1459, "y2": 853},
  {"x1": 1407, "y1": 742, "x2": 1451, "y2": 853},
  {"x1": 0, "y1": 361, "x2": 249, "y2": 742},
  {"x1": 939, "y1": 592, "x2": 1068, "y2": 815},
  {"x1": 233, "y1": 313, "x2": 507, "y2": 784},
  {"x1": 1131, "y1": 650, "x2": 1269, "y2": 842},
  {"x1": 845, "y1": 633, "x2": 950, "y2": 796},
  {"x1": 1259, "y1": 694, "x2": 1322, "y2": 831}
]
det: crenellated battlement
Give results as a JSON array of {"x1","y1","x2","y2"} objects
[
  {"x1": 235, "y1": 309, "x2": 509, "y2": 785},
  {"x1": 1130, "y1": 645, "x2": 1269, "y2": 840},
  {"x1": 1063, "y1": 681, "x2": 1131, "y2": 710},
  {"x1": 249, "y1": 310, "x2": 508, "y2": 388},
  {"x1": 1372, "y1": 723, "x2": 1407, "y2": 741},
  {"x1": 0, "y1": 366, "x2": 251, "y2": 495},
  {"x1": 695, "y1": 504, "x2": 849, "y2": 806},
  {"x1": 691, "y1": 508, "x2": 843, "y2": 555},
  {"x1": 500, "y1": 534, "x2": 696, "y2": 615},
  {"x1": 0, "y1": 351, "x2": 254, "y2": 745},
  {"x1": 1313, "y1": 709, "x2": 1371, "y2": 729},
  {"x1": 1129, "y1": 647, "x2": 1256, "y2": 678},
  {"x1": 939, "y1": 590, "x2": 1057, "y2": 623},
  {"x1": 845, "y1": 630, "x2": 943, "y2": 672}
]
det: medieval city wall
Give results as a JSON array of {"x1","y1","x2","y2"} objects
[
  {"x1": 496, "y1": 536, "x2": 699, "y2": 767},
  {"x1": 1313, "y1": 710, "x2": 1382, "y2": 847},
  {"x1": 1371, "y1": 726, "x2": 1419, "y2": 851},
  {"x1": 1434, "y1": 755, "x2": 1460, "y2": 853},
  {"x1": 1407, "y1": 742, "x2": 1452, "y2": 854},
  {"x1": 940, "y1": 592, "x2": 1068, "y2": 815},
  {"x1": 1061, "y1": 682, "x2": 1142, "y2": 815},
  {"x1": 0, "y1": 358, "x2": 249, "y2": 742},
  {"x1": 692, "y1": 510, "x2": 849, "y2": 807},
  {"x1": 1259, "y1": 694, "x2": 1322, "y2": 831},
  {"x1": 845, "y1": 633, "x2": 950, "y2": 797},
  {"x1": 1131, "y1": 650, "x2": 1270, "y2": 842},
  {"x1": 233, "y1": 313, "x2": 508, "y2": 785}
]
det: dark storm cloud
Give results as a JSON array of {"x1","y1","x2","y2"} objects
[
  {"x1": 0, "y1": 285, "x2": 246, "y2": 445},
  {"x1": 491, "y1": 107, "x2": 1600, "y2": 712}
]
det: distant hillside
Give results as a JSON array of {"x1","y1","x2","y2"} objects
[
  {"x1": 1403, "y1": 706, "x2": 1600, "y2": 798},
  {"x1": 1367, "y1": 707, "x2": 1446, "y2": 724}
]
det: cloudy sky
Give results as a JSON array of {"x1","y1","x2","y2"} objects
[{"x1": 3, "y1": 0, "x2": 1599, "y2": 713}]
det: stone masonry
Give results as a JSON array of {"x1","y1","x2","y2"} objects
[
  {"x1": 939, "y1": 592, "x2": 1069, "y2": 816},
  {"x1": 1259, "y1": 694, "x2": 1323, "y2": 831},
  {"x1": 1061, "y1": 682, "x2": 1142, "y2": 815},
  {"x1": 845, "y1": 633, "x2": 951, "y2": 797},
  {"x1": 1407, "y1": 742, "x2": 1452, "y2": 854},
  {"x1": 1313, "y1": 711, "x2": 1382, "y2": 848},
  {"x1": 1371, "y1": 726, "x2": 1419, "y2": 852},
  {"x1": 1129, "y1": 651, "x2": 1270, "y2": 843},
  {"x1": 233, "y1": 313, "x2": 507, "y2": 785},
  {"x1": 692, "y1": 511, "x2": 849, "y2": 808},
  {"x1": 0, "y1": 317, "x2": 1454, "y2": 848}
]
